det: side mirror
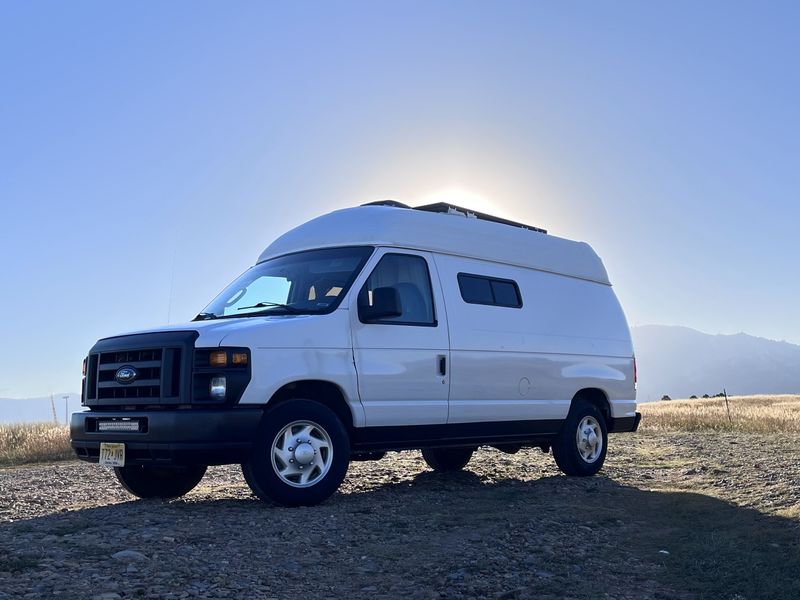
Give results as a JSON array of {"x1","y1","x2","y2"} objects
[{"x1": 360, "y1": 286, "x2": 403, "y2": 321}]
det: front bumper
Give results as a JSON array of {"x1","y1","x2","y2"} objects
[{"x1": 70, "y1": 408, "x2": 263, "y2": 466}]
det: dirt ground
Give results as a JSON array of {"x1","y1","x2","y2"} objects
[{"x1": 1, "y1": 431, "x2": 799, "y2": 600}]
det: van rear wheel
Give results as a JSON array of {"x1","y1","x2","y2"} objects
[
  {"x1": 114, "y1": 465, "x2": 207, "y2": 499},
  {"x1": 242, "y1": 399, "x2": 350, "y2": 507},
  {"x1": 421, "y1": 447, "x2": 474, "y2": 471},
  {"x1": 552, "y1": 400, "x2": 608, "y2": 476}
]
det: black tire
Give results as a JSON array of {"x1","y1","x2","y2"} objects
[
  {"x1": 114, "y1": 464, "x2": 207, "y2": 499},
  {"x1": 242, "y1": 399, "x2": 350, "y2": 507},
  {"x1": 552, "y1": 400, "x2": 608, "y2": 476},
  {"x1": 421, "y1": 447, "x2": 474, "y2": 471}
]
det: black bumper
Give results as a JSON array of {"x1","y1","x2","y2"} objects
[
  {"x1": 70, "y1": 408, "x2": 264, "y2": 466},
  {"x1": 609, "y1": 412, "x2": 642, "y2": 433}
]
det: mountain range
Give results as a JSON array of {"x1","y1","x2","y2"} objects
[
  {"x1": 631, "y1": 325, "x2": 800, "y2": 402},
  {"x1": 0, "y1": 393, "x2": 83, "y2": 425}
]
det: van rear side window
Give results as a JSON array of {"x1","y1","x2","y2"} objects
[{"x1": 457, "y1": 273, "x2": 522, "y2": 308}]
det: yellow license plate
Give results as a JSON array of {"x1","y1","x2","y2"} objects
[{"x1": 99, "y1": 442, "x2": 125, "y2": 467}]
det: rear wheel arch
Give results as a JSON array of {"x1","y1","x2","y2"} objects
[{"x1": 570, "y1": 387, "x2": 611, "y2": 422}]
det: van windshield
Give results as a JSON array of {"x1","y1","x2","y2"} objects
[{"x1": 196, "y1": 246, "x2": 374, "y2": 319}]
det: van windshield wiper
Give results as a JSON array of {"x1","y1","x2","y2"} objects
[{"x1": 237, "y1": 302, "x2": 301, "y2": 313}]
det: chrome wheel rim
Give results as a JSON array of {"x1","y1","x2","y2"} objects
[
  {"x1": 576, "y1": 416, "x2": 603, "y2": 463},
  {"x1": 271, "y1": 420, "x2": 333, "y2": 488}
]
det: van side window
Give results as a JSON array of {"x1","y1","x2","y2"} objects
[
  {"x1": 457, "y1": 273, "x2": 522, "y2": 308},
  {"x1": 358, "y1": 254, "x2": 436, "y2": 325}
]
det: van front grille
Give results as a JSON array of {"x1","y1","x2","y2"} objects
[
  {"x1": 95, "y1": 348, "x2": 168, "y2": 400},
  {"x1": 82, "y1": 331, "x2": 197, "y2": 407}
]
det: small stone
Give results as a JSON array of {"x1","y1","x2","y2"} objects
[
  {"x1": 447, "y1": 568, "x2": 469, "y2": 581},
  {"x1": 111, "y1": 550, "x2": 148, "y2": 562}
]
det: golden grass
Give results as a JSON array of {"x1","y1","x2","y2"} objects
[
  {"x1": 639, "y1": 394, "x2": 800, "y2": 433},
  {"x1": 0, "y1": 423, "x2": 73, "y2": 467},
  {"x1": 0, "y1": 395, "x2": 797, "y2": 466}
]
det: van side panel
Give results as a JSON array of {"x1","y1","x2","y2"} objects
[{"x1": 433, "y1": 253, "x2": 635, "y2": 424}]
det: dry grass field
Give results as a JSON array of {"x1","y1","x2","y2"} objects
[
  {"x1": 1, "y1": 396, "x2": 799, "y2": 598},
  {"x1": 2, "y1": 394, "x2": 798, "y2": 466},
  {"x1": 0, "y1": 423, "x2": 72, "y2": 467},
  {"x1": 639, "y1": 394, "x2": 800, "y2": 433}
]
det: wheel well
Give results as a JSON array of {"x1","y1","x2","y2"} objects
[
  {"x1": 571, "y1": 388, "x2": 611, "y2": 423},
  {"x1": 267, "y1": 380, "x2": 354, "y2": 431}
]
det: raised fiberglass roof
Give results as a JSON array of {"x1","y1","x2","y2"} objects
[{"x1": 257, "y1": 203, "x2": 610, "y2": 284}]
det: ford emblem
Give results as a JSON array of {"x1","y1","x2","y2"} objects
[{"x1": 115, "y1": 366, "x2": 138, "y2": 385}]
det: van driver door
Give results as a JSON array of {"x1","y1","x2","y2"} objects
[{"x1": 349, "y1": 249, "x2": 450, "y2": 427}]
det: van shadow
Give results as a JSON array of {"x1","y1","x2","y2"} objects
[{"x1": 2, "y1": 468, "x2": 799, "y2": 600}]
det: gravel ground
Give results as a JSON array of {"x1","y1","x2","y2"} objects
[{"x1": 1, "y1": 431, "x2": 799, "y2": 600}]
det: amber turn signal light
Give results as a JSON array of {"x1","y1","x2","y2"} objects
[
  {"x1": 231, "y1": 352, "x2": 248, "y2": 365},
  {"x1": 209, "y1": 351, "x2": 228, "y2": 367}
]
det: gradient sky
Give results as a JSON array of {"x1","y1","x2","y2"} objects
[{"x1": 1, "y1": 1, "x2": 798, "y2": 398}]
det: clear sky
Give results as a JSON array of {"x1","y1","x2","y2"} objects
[{"x1": 1, "y1": 1, "x2": 798, "y2": 398}]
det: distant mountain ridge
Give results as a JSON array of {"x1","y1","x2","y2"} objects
[
  {"x1": 631, "y1": 325, "x2": 800, "y2": 402},
  {"x1": 0, "y1": 394, "x2": 83, "y2": 424}
]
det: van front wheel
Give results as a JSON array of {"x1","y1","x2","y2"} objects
[
  {"x1": 242, "y1": 399, "x2": 350, "y2": 507},
  {"x1": 421, "y1": 447, "x2": 474, "y2": 471},
  {"x1": 552, "y1": 401, "x2": 608, "y2": 476}
]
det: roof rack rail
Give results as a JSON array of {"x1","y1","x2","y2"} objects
[
  {"x1": 360, "y1": 199, "x2": 547, "y2": 234},
  {"x1": 413, "y1": 202, "x2": 547, "y2": 234}
]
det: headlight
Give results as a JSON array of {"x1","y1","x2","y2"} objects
[
  {"x1": 209, "y1": 376, "x2": 227, "y2": 399},
  {"x1": 193, "y1": 348, "x2": 250, "y2": 403}
]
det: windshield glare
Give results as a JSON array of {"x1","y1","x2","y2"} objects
[{"x1": 200, "y1": 247, "x2": 374, "y2": 318}]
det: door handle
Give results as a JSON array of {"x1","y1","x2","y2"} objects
[{"x1": 438, "y1": 355, "x2": 447, "y2": 376}]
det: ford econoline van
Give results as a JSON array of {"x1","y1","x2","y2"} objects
[{"x1": 71, "y1": 202, "x2": 640, "y2": 506}]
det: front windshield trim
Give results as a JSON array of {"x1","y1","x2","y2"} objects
[{"x1": 197, "y1": 245, "x2": 375, "y2": 320}]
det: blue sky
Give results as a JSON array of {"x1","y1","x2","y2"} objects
[{"x1": 1, "y1": 1, "x2": 798, "y2": 397}]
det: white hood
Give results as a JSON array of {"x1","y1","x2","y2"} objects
[{"x1": 103, "y1": 311, "x2": 348, "y2": 349}]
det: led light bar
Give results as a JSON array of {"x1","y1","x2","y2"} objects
[{"x1": 97, "y1": 420, "x2": 140, "y2": 433}]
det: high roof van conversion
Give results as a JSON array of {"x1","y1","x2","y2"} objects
[{"x1": 71, "y1": 202, "x2": 640, "y2": 506}]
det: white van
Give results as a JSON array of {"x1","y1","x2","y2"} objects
[{"x1": 71, "y1": 202, "x2": 639, "y2": 506}]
